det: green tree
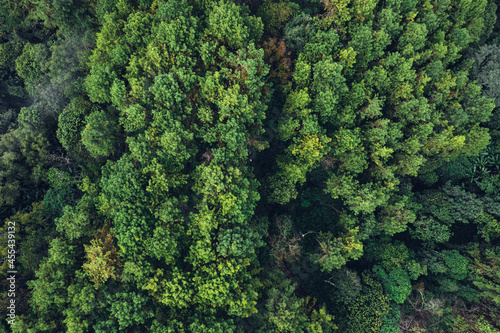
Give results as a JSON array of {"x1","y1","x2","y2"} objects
[
  {"x1": 57, "y1": 96, "x2": 94, "y2": 154},
  {"x1": 15, "y1": 42, "x2": 49, "y2": 89},
  {"x1": 312, "y1": 228, "x2": 363, "y2": 272},
  {"x1": 22, "y1": 238, "x2": 79, "y2": 332},
  {"x1": 81, "y1": 108, "x2": 122, "y2": 158},
  {"x1": 338, "y1": 271, "x2": 390, "y2": 333},
  {"x1": 80, "y1": 0, "x2": 271, "y2": 327},
  {"x1": 0, "y1": 125, "x2": 50, "y2": 209},
  {"x1": 257, "y1": 0, "x2": 298, "y2": 36},
  {"x1": 470, "y1": 246, "x2": 500, "y2": 325},
  {"x1": 256, "y1": 271, "x2": 336, "y2": 333},
  {"x1": 268, "y1": 0, "x2": 496, "y2": 254},
  {"x1": 373, "y1": 266, "x2": 412, "y2": 304}
]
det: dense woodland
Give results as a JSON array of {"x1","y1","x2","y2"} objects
[{"x1": 0, "y1": 0, "x2": 499, "y2": 331}]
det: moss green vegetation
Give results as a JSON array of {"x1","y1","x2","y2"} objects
[{"x1": 0, "y1": 0, "x2": 499, "y2": 331}]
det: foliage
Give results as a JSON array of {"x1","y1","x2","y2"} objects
[
  {"x1": 256, "y1": 269, "x2": 336, "y2": 333},
  {"x1": 2, "y1": 0, "x2": 500, "y2": 330},
  {"x1": 81, "y1": 108, "x2": 122, "y2": 158},
  {"x1": 472, "y1": 44, "x2": 500, "y2": 133},
  {"x1": 470, "y1": 246, "x2": 500, "y2": 308},
  {"x1": 338, "y1": 271, "x2": 390, "y2": 333},
  {"x1": 325, "y1": 267, "x2": 362, "y2": 306},
  {"x1": 312, "y1": 228, "x2": 363, "y2": 272},
  {"x1": 0, "y1": 202, "x2": 56, "y2": 277},
  {"x1": 269, "y1": 0, "x2": 497, "y2": 256},
  {"x1": 380, "y1": 303, "x2": 400, "y2": 333},
  {"x1": 0, "y1": 125, "x2": 50, "y2": 209},
  {"x1": 257, "y1": 0, "x2": 298, "y2": 36},
  {"x1": 57, "y1": 96, "x2": 95, "y2": 154},
  {"x1": 262, "y1": 38, "x2": 293, "y2": 90},
  {"x1": 15, "y1": 42, "x2": 49, "y2": 88},
  {"x1": 373, "y1": 265, "x2": 412, "y2": 304},
  {"x1": 283, "y1": 13, "x2": 316, "y2": 55}
]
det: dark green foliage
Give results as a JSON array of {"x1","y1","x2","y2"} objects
[
  {"x1": 380, "y1": 303, "x2": 401, "y2": 333},
  {"x1": 0, "y1": 202, "x2": 56, "y2": 277},
  {"x1": 422, "y1": 248, "x2": 470, "y2": 294},
  {"x1": 473, "y1": 44, "x2": 500, "y2": 107},
  {"x1": 365, "y1": 239, "x2": 410, "y2": 272},
  {"x1": 444, "y1": 182, "x2": 498, "y2": 223},
  {"x1": 255, "y1": 269, "x2": 336, "y2": 332},
  {"x1": 470, "y1": 246, "x2": 500, "y2": 323},
  {"x1": 57, "y1": 96, "x2": 94, "y2": 153},
  {"x1": 437, "y1": 156, "x2": 472, "y2": 183},
  {"x1": 30, "y1": 0, "x2": 93, "y2": 36},
  {"x1": 0, "y1": 40, "x2": 23, "y2": 69},
  {"x1": 56, "y1": 193, "x2": 96, "y2": 241},
  {"x1": 326, "y1": 267, "x2": 362, "y2": 305},
  {"x1": 0, "y1": 108, "x2": 19, "y2": 134},
  {"x1": 373, "y1": 266, "x2": 412, "y2": 304},
  {"x1": 43, "y1": 188, "x2": 69, "y2": 217},
  {"x1": 443, "y1": 250, "x2": 469, "y2": 281},
  {"x1": 81, "y1": 108, "x2": 122, "y2": 158},
  {"x1": 257, "y1": 0, "x2": 298, "y2": 36},
  {"x1": 43, "y1": 167, "x2": 79, "y2": 215},
  {"x1": 409, "y1": 189, "x2": 455, "y2": 245},
  {"x1": 283, "y1": 13, "x2": 316, "y2": 55},
  {"x1": 15, "y1": 42, "x2": 49, "y2": 86},
  {"x1": 21, "y1": 237, "x2": 79, "y2": 331},
  {"x1": 338, "y1": 272, "x2": 390, "y2": 333},
  {"x1": 312, "y1": 229, "x2": 363, "y2": 272},
  {"x1": 0, "y1": 125, "x2": 50, "y2": 210},
  {"x1": 409, "y1": 216, "x2": 453, "y2": 245},
  {"x1": 472, "y1": 44, "x2": 500, "y2": 143},
  {"x1": 2, "y1": 0, "x2": 500, "y2": 331}
]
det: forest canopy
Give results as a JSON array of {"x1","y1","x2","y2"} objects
[{"x1": 0, "y1": 0, "x2": 499, "y2": 332}]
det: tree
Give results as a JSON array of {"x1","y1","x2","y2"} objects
[
  {"x1": 470, "y1": 246, "x2": 500, "y2": 325},
  {"x1": 256, "y1": 271, "x2": 336, "y2": 333},
  {"x1": 312, "y1": 229, "x2": 363, "y2": 272},
  {"x1": 257, "y1": 0, "x2": 298, "y2": 36},
  {"x1": 6, "y1": 0, "x2": 500, "y2": 330},
  {"x1": 283, "y1": 13, "x2": 316, "y2": 55},
  {"x1": 24, "y1": 237, "x2": 79, "y2": 332},
  {"x1": 80, "y1": 0, "x2": 271, "y2": 327},
  {"x1": 472, "y1": 44, "x2": 500, "y2": 142},
  {"x1": 81, "y1": 108, "x2": 122, "y2": 158},
  {"x1": 373, "y1": 266, "x2": 412, "y2": 304},
  {"x1": 82, "y1": 226, "x2": 121, "y2": 289},
  {"x1": 57, "y1": 96, "x2": 94, "y2": 154},
  {"x1": 268, "y1": 0, "x2": 496, "y2": 251},
  {"x1": 0, "y1": 125, "x2": 50, "y2": 209},
  {"x1": 338, "y1": 271, "x2": 390, "y2": 333},
  {"x1": 15, "y1": 42, "x2": 49, "y2": 89},
  {"x1": 0, "y1": 202, "x2": 56, "y2": 278}
]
